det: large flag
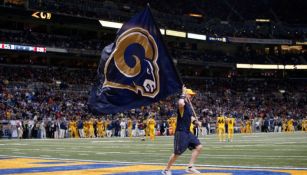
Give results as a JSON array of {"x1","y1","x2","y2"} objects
[{"x1": 88, "y1": 6, "x2": 182, "y2": 114}]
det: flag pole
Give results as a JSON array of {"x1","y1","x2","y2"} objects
[{"x1": 187, "y1": 96, "x2": 199, "y2": 121}]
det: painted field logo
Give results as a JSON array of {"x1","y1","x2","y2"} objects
[
  {"x1": 103, "y1": 27, "x2": 160, "y2": 98},
  {"x1": 0, "y1": 157, "x2": 304, "y2": 175}
]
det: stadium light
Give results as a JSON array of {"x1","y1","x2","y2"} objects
[
  {"x1": 255, "y1": 19, "x2": 270, "y2": 22},
  {"x1": 287, "y1": 65, "x2": 307, "y2": 70},
  {"x1": 236, "y1": 64, "x2": 252, "y2": 69},
  {"x1": 285, "y1": 65, "x2": 296, "y2": 70},
  {"x1": 55, "y1": 80, "x2": 61, "y2": 85},
  {"x1": 188, "y1": 13, "x2": 203, "y2": 18},
  {"x1": 252, "y1": 64, "x2": 278, "y2": 69},
  {"x1": 296, "y1": 41, "x2": 307, "y2": 45},
  {"x1": 99, "y1": 20, "x2": 123, "y2": 29},
  {"x1": 236, "y1": 64, "x2": 307, "y2": 70},
  {"x1": 99, "y1": 20, "x2": 165, "y2": 35},
  {"x1": 187, "y1": 33, "x2": 206, "y2": 40},
  {"x1": 166, "y1": 29, "x2": 186, "y2": 38},
  {"x1": 160, "y1": 29, "x2": 165, "y2": 35},
  {"x1": 296, "y1": 65, "x2": 307, "y2": 69}
]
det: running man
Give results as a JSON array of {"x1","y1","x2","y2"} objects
[{"x1": 162, "y1": 87, "x2": 202, "y2": 175}]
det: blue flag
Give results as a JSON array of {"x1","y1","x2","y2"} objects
[{"x1": 88, "y1": 6, "x2": 182, "y2": 114}]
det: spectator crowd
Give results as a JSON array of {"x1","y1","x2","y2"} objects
[{"x1": 1, "y1": 65, "x2": 306, "y2": 139}]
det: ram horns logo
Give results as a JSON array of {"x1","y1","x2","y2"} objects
[{"x1": 103, "y1": 27, "x2": 160, "y2": 98}]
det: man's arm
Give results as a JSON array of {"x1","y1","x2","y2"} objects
[
  {"x1": 180, "y1": 85, "x2": 186, "y2": 108},
  {"x1": 178, "y1": 98, "x2": 185, "y2": 108},
  {"x1": 178, "y1": 98, "x2": 185, "y2": 117}
]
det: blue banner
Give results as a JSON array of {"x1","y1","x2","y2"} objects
[{"x1": 88, "y1": 6, "x2": 182, "y2": 114}]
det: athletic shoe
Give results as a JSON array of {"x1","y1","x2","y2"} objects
[
  {"x1": 186, "y1": 166, "x2": 201, "y2": 174},
  {"x1": 161, "y1": 169, "x2": 172, "y2": 175}
]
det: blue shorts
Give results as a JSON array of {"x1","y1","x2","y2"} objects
[{"x1": 174, "y1": 131, "x2": 201, "y2": 155}]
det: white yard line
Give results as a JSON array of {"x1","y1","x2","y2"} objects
[
  {"x1": 78, "y1": 153, "x2": 89, "y2": 156},
  {"x1": 273, "y1": 149, "x2": 298, "y2": 151},
  {"x1": 91, "y1": 140, "x2": 132, "y2": 143},
  {"x1": 40, "y1": 155, "x2": 51, "y2": 157},
  {"x1": 3, "y1": 147, "x2": 307, "y2": 158},
  {"x1": 6, "y1": 141, "x2": 307, "y2": 149}
]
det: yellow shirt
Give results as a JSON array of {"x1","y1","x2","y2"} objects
[
  {"x1": 84, "y1": 121, "x2": 88, "y2": 129},
  {"x1": 287, "y1": 119, "x2": 293, "y2": 126},
  {"x1": 147, "y1": 119, "x2": 156, "y2": 129},
  {"x1": 88, "y1": 121, "x2": 94, "y2": 130},
  {"x1": 246, "y1": 120, "x2": 251, "y2": 127},
  {"x1": 69, "y1": 121, "x2": 76, "y2": 129},
  {"x1": 127, "y1": 119, "x2": 132, "y2": 128},
  {"x1": 190, "y1": 123, "x2": 194, "y2": 133},
  {"x1": 282, "y1": 120, "x2": 287, "y2": 128},
  {"x1": 97, "y1": 121, "x2": 104, "y2": 130},
  {"x1": 171, "y1": 117, "x2": 176, "y2": 126},
  {"x1": 6, "y1": 111, "x2": 11, "y2": 119},
  {"x1": 228, "y1": 118, "x2": 235, "y2": 128},
  {"x1": 217, "y1": 116, "x2": 225, "y2": 128},
  {"x1": 167, "y1": 119, "x2": 172, "y2": 126},
  {"x1": 143, "y1": 119, "x2": 148, "y2": 127}
]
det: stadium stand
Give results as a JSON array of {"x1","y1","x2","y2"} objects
[{"x1": 0, "y1": 64, "x2": 306, "y2": 138}]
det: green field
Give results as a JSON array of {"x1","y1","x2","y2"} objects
[{"x1": 0, "y1": 132, "x2": 306, "y2": 168}]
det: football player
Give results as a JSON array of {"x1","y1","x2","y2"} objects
[
  {"x1": 287, "y1": 118, "x2": 294, "y2": 132},
  {"x1": 245, "y1": 118, "x2": 252, "y2": 134},
  {"x1": 227, "y1": 115, "x2": 235, "y2": 142},
  {"x1": 97, "y1": 118, "x2": 105, "y2": 137},
  {"x1": 147, "y1": 116, "x2": 156, "y2": 141},
  {"x1": 216, "y1": 113, "x2": 226, "y2": 142}
]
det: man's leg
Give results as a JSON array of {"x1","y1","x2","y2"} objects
[
  {"x1": 150, "y1": 128, "x2": 155, "y2": 141},
  {"x1": 222, "y1": 128, "x2": 226, "y2": 141},
  {"x1": 188, "y1": 145, "x2": 202, "y2": 167},
  {"x1": 230, "y1": 128, "x2": 233, "y2": 142},
  {"x1": 218, "y1": 128, "x2": 221, "y2": 141},
  {"x1": 81, "y1": 129, "x2": 85, "y2": 138},
  {"x1": 165, "y1": 153, "x2": 179, "y2": 171},
  {"x1": 121, "y1": 129, "x2": 125, "y2": 137},
  {"x1": 274, "y1": 126, "x2": 277, "y2": 132}
]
